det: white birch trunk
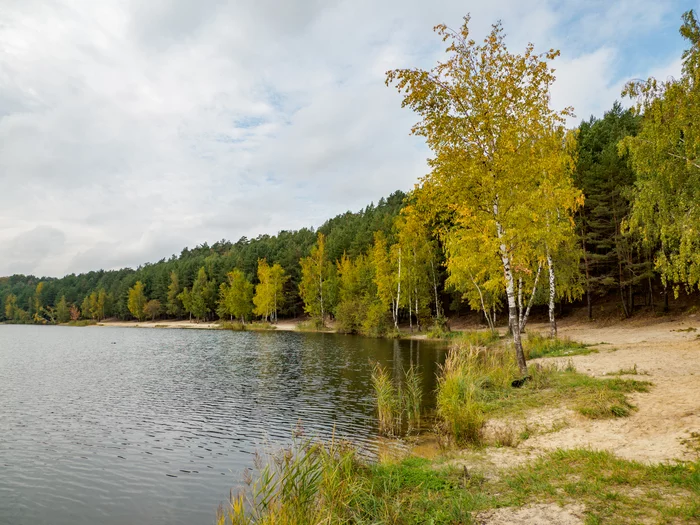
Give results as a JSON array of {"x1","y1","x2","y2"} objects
[
  {"x1": 519, "y1": 262, "x2": 542, "y2": 333},
  {"x1": 517, "y1": 277, "x2": 524, "y2": 333},
  {"x1": 547, "y1": 249, "x2": 557, "y2": 338},
  {"x1": 494, "y1": 200, "x2": 527, "y2": 375},
  {"x1": 470, "y1": 272, "x2": 494, "y2": 332},
  {"x1": 394, "y1": 247, "x2": 402, "y2": 329},
  {"x1": 431, "y1": 258, "x2": 441, "y2": 319}
]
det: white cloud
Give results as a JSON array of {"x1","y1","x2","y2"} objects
[{"x1": 0, "y1": 0, "x2": 689, "y2": 276}]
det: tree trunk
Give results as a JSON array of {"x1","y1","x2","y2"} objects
[
  {"x1": 547, "y1": 249, "x2": 557, "y2": 338},
  {"x1": 415, "y1": 295, "x2": 420, "y2": 332},
  {"x1": 408, "y1": 287, "x2": 413, "y2": 332},
  {"x1": 517, "y1": 277, "x2": 524, "y2": 332},
  {"x1": 394, "y1": 247, "x2": 402, "y2": 330},
  {"x1": 470, "y1": 272, "x2": 494, "y2": 333},
  {"x1": 519, "y1": 262, "x2": 542, "y2": 333},
  {"x1": 319, "y1": 268, "x2": 324, "y2": 327},
  {"x1": 495, "y1": 207, "x2": 527, "y2": 376},
  {"x1": 430, "y1": 258, "x2": 442, "y2": 319},
  {"x1": 582, "y1": 240, "x2": 592, "y2": 320}
]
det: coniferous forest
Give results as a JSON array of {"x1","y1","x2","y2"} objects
[{"x1": 3, "y1": 12, "x2": 700, "y2": 343}]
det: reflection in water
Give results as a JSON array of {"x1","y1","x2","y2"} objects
[{"x1": 0, "y1": 325, "x2": 446, "y2": 525}]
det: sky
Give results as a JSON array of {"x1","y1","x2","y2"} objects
[{"x1": 0, "y1": 0, "x2": 694, "y2": 278}]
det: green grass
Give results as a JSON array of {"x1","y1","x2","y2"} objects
[
  {"x1": 296, "y1": 319, "x2": 332, "y2": 332},
  {"x1": 604, "y1": 364, "x2": 650, "y2": 376},
  {"x1": 434, "y1": 338, "x2": 651, "y2": 445},
  {"x1": 497, "y1": 449, "x2": 700, "y2": 524},
  {"x1": 219, "y1": 321, "x2": 246, "y2": 331},
  {"x1": 66, "y1": 319, "x2": 97, "y2": 326},
  {"x1": 524, "y1": 333, "x2": 596, "y2": 359},
  {"x1": 217, "y1": 442, "x2": 700, "y2": 524},
  {"x1": 245, "y1": 322, "x2": 276, "y2": 331}
]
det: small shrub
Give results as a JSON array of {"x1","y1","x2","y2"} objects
[{"x1": 361, "y1": 302, "x2": 390, "y2": 337}]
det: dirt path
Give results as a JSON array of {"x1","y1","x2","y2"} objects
[{"x1": 514, "y1": 318, "x2": 700, "y2": 463}]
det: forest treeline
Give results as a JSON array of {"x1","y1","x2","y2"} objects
[{"x1": 3, "y1": 12, "x2": 700, "y2": 353}]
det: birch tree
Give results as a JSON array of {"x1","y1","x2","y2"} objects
[
  {"x1": 387, "y1": 17, "x2": 579, "y2": 375},
  {"x1": 299, "y1": 233, "x2": 336, "y2": 326},
  {"x1": 253, "y1": 259, "x2": 288, "y2": 322},
  {"x1": 622, "y1": 10, "x2": 700, "y2": 296}
]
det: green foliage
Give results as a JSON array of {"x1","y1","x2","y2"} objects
[
  {"x1": 55, "y1": 295, "x2": 70, "y2": 323},
  {"x1": 165, "y1": 271, "x2": 183, "y2": 317},
  {"x1": 217, "y1": 269, "x2": 254, "y2": 322},
  {"x1": 387, "y1": 16, "x2": 582, "y2": 371},
  {"x1": 0, "y1": 192, "x2": 406, "y2": 323},
  {"x1": 127, "y1": 281, "x2": 148, "y2": 321},
  {"x1": 299, "y1": 233, "x2": 337, "y2": 325},
  {"x1": 143, "y1": 299, "x2": 161, "y2": 321},
  {"x1": 623, "y1": 11, "x2": 700, "y2": 296},
  {"x1": 575, "y1": 102, "x2": 645, "y2": 317},
  {"x1": 180, "y1": 267, "x2": 215, "y2": 321},
  {"x1": 253, "y1": 259, "x2": 288, "y2": 322}
]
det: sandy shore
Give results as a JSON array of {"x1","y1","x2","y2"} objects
[{"x1": 95, "y1": 319, "x2": 299, "y2": 331}]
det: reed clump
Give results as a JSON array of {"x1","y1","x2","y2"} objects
[
  {"x1": 371, "y1": 363, "x2": 423, "y2": 436},
  {"x1": 216, "y1": 437, "x2": 359, "y2": 525},
  {"x1": 436, "y1": 343, "x2": 519, "y2": 445}
]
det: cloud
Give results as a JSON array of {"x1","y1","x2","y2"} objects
[
  {"x1": 0, "y1": 0, "x2": 690, "y2": 277},
  {"x1": 0, "y1": 226, "x2": 66, "y2": 276}
]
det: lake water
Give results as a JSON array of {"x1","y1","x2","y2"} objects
[{"x1": 0, "y1": 325, "x2": 446, "y2": 525}]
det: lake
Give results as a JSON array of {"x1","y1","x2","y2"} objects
[{"x1": 0, "y1": 325, "x2": 447, "y2": 525}]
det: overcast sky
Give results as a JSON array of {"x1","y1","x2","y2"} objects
[{"x1": 0, "y1": 0, "x2": 692, "y2": 278}]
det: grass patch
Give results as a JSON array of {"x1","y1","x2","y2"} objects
[
  {"x1": 434, "y1": 339, "x2": 651, "y2": 445},
  {"x1": 674, "y1": 326, "x2": 697, "y2": 333},
  {"x1": 680, "y1": 432, "x2": 700, "y2": 456},
  {"x1": 217, "y1": 441, "x2": 700, "y2": 525},
  {"x1": 246, "y1": 322, "x2": 276, "y2": 331},
  {"x1": 296, "y1": 319, "x2": 332, "y2": 332},
  {"x1": 66, "y1": 319, "x2": 97, "y2": 327},
  {"x1": 219, "y1": 321, "x2": 246, "y2": 331},
  {"x1": 604, "y1": 364, "x2": 650, "y2": 376},
  {"x1": 524, "y1": 333, "x2": 596, "y2": 359},
  {"x1": 497, "y1": 449, "x2": 699, "y2": 524}
]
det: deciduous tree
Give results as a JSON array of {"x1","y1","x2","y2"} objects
[
  {"x1": 622, "y1": 10, "x2": 700, "y2": 296},
  {"x1": 127, "y1": 281, "x2": 148, "y2": 321},
  {"x1": 387, "y1": 17, "x2": 580, "y2": 373}
]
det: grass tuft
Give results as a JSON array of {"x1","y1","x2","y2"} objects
[{"x1": 523, "y1": 333, "x2": 595, "y2": 359}]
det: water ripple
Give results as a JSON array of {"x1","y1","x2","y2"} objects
[{"x1": 0, "y1": 325, "x2": 445, "y2": 525}]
